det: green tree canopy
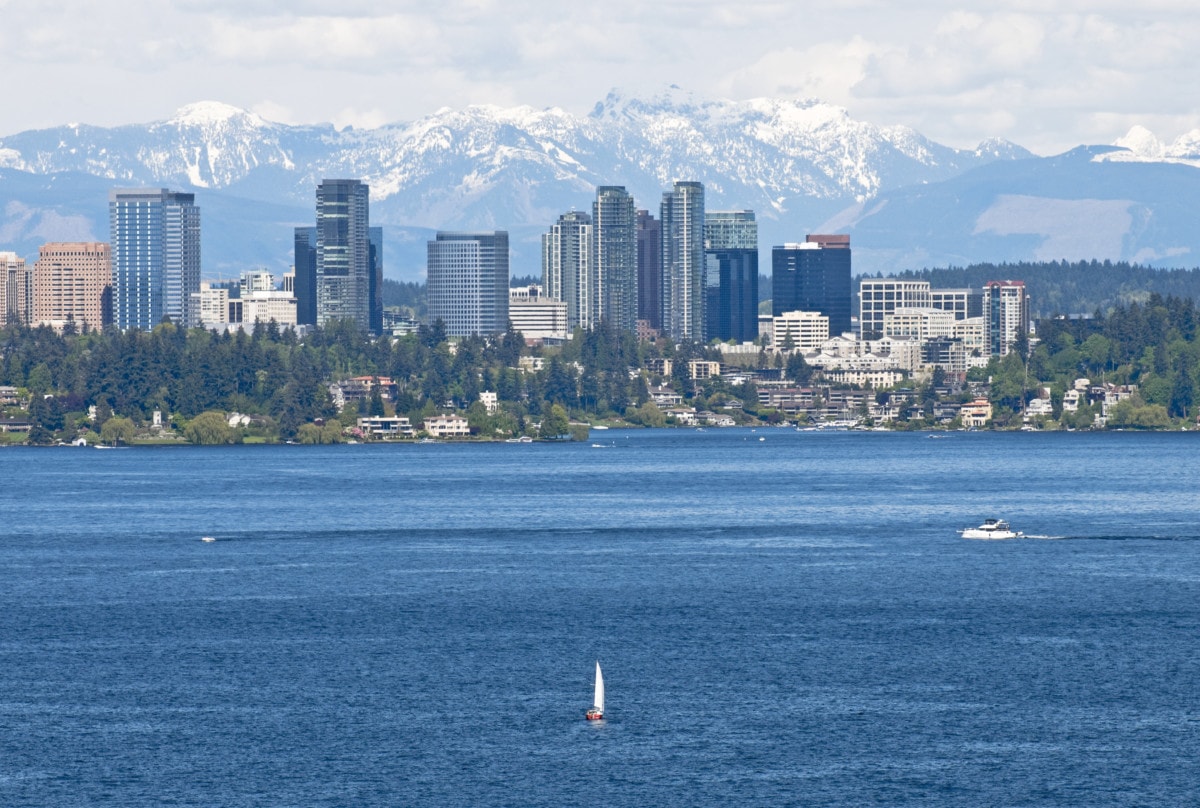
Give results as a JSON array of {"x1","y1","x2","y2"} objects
[
  {"x1": 100, "y1": 416, "x2": 135, "y2": 446},
  {"x1": 184, "y1": 411, "x2": 238, "y2": 445},
  {"x1": 539, "y1": 404, "x2": 569, "y2": 439}
]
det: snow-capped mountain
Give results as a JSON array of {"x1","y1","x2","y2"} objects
[
  {"x1": 1096, "y1": 125, "x2": 1200, "y2": 167},
  {"x1": 0, "y1": 90, "x2": 1025, "y2": 214},
  {"x1": 1, "y1": 91, "x2": 1197, "y2": 279}
]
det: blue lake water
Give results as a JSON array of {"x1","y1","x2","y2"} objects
[{"x1": 1, "y1": 429, "x2": 1199, "y2": 806}]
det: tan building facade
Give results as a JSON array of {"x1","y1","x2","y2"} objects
[
  {"x1": 772, "y1": 310, "x2": 830, "y2": 352},
  {"x1": 242, "y1": 291, "x2": 298, "y2": 326},
  {"x1": 32, "y1": 242, "x2": 111, "y2": 331}
]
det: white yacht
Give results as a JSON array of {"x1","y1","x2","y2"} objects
[{"x1": 960, "y1": 519, "x2": 1023, "y2": 540}]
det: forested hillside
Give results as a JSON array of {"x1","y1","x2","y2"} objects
[{"x1": 888, "y1": 261, "x2": 1200, "y2": 317}]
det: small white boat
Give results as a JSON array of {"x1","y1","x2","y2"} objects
[
  {"x1": 960, "y1": 519, "x2": 1023, "y2": 540},
  {"x1": 201, "y1": 536, "x2": 217, "y2": 543},
  {"x1": 585, "y1": 661, "x2": 605, "y2": 721}
]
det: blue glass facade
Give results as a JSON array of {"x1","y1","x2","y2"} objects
[
  {"x1": 315, "y1": 179, "x2": 373, "y2": 331},
  {"x1": 109, "y1": 189, "x2": 199, "y2": 330},
  {"x1": 772, "y1": 237, "x2": 852, "y2": 337}
]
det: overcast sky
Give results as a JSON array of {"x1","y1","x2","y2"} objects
[{"x1": 2, "y1": 1, "x2": 1198, "y2": 154}]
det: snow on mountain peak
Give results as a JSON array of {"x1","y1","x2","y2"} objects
[
  {"x1": 1114, "y1": 125, "x2": 1162, "y2": 158},
  {"x1": 169, "y1": 102, "x2": 266, "y2": 129}
]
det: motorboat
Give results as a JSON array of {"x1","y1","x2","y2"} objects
[
  {"x1": 585, "y1": 661, "x2": 605, "y2": 721},
  {"x1": 959, "y1": 519, "x2": 1023, "y2": 540},
  {"x1": 201, "y1": 536, "x2": 217, "y2": 543}
]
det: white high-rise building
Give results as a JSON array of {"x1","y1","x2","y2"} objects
[
  {"x1": 883, "y1": 307, "x2": 957, "y2": 342},
  {"x1": 242, "y1": 291, "x2": 298, "y2": 326},
  {"x1": 194, "y1": 283, "x2": 230, "y2": 326},
  {"x1": 770, "y1": 310, "x2": 829, "y2": 352},
  {"x1": 240, "y1": 270, "x2": 275, "y2": 295},
  {"x1": 509, "y1": 285, "x2": 568, "y2": 342},
  {"x1": 858, "y1": 279, "x2": 930, "y2": 338},
  {"x1": 660, "y1": 181, "x2": 705, "y2": 341},
  {"x1": 542, "y1": 211, "x2": 594, "y2": 330},
  {"x1": 983, "y1": 280, "x2": 1029, "y2": 356}
]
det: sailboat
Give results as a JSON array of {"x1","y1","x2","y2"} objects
[{"x1": 585, "y1": 661, "x2": 605, "y2": 721}]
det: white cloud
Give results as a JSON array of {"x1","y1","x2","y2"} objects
[
  {"x1": 330, "y1": 107, "x2": 391, "y2": 131},
  {"x1": 1, "y1": 2, "x2": 1200, "y2": 154},
  {"x1": 250, "y1": 101, "x2": 298, "y2": 126}
]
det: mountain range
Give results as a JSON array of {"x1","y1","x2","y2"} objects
[{"x1": 2, "y1": 87, "x2": 1199, "y2": 281}]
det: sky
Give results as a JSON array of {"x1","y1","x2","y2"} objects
[{"x1": 2, "y1": 1, "x2": 1199, "y2": 154}]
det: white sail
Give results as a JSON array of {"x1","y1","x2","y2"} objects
[{"x1": 594, "y1": 661, "x2": 605, "y2": 713}]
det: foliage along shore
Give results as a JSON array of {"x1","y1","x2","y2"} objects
[{"x1": 3, "y1": 291, "x2": 1200, "y2": 445}]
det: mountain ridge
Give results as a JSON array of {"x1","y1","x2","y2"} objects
[{"x1": 0, "y1": 90, "x2": 1196, "y2": 280}]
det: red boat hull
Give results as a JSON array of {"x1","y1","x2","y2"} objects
[{"x1": 585, "y1": 710, "x2": 603, "y2": 721}]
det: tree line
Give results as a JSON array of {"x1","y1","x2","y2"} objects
[
  {"x1": 887, "y1": 260, "x2": 1200, "y2": 317},
  {"x1": 0, "y1": 318, "x2": 727, "y2": 443},
  {"x1": 981, "y1": 293, "x2": 1200, "y2": 428}
]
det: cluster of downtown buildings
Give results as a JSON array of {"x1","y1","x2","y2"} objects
[
  {"x1": 0, "y1": 182, "x2": 382, "y2": 334},
  {"x1": 0, "y1": 177, "x2": 1032, "y2": 392},
  {"x1": 440, "y1": 181, "x2": 854, "y2": 346},
  {"x1": 432, "y1": 180, "x2": 1031, "y2": 391}
]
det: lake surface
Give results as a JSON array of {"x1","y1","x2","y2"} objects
[{"x1": 1, "y1": 429, "x2": 1198, "y2": 806}]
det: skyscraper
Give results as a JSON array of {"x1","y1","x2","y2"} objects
[
  {"x1": 313, "y1": 179, "x2": 375, "y2": 331},
  {"x1": 593, "y1": 186, "x2": 638, "y2": 332},
  {"x1": 772, "y1": 235, "x2": 852, "y2": 337},
  {"x1": 0, "y1": 252, "x2": 32, "y2": 329},
  {"x1": 109, "y1": 189, "x2": 200, "y2": 330},
  {"x1": 427, "y1": 231, "x2": 510, "y2": 337},
  {"x1": 369, "y1": 226, "x2": 383, "y2": 335},
  {"x1": 32, "y1": 242, "x2": 112, "y2": 331},
  {"x1": 636, "y1": 210, "x2": 662, "y2": 332},
  {"x1": 660, "y1": 181, "x2": 705, "y2": 341},
  {"x1": 704, "y1": 211, "x2": 758, "y2": 343},
  {"x1": 542, "y1": 211, "x2": 594, "y2": 330},
  {"x1": 293, "y1": 226, "x2": 317, "y2": 326},
  {"x1": 983, "y1": 280, "x2": 1029, "y2": 356}
]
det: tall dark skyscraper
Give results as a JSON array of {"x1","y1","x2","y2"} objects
[
  {"x1": 294, "y1": 226, "x2": 317, "y2": 326},
  {"x1": 704, "y1": 211, "x2": 758, "y2": 343},
  {"x1": 109, "y1": 188, "x2": 200, "y2": 330},
  {"x1": 772, "y1": 235, "x2": 852, "y2": 337},
  {"x1": 313, "y1": 179, "x2": 375, "y2": 331},
  {"x1": 593, "y1": 186, "x2": 637, "y2": 332},
  {"x1": 636, "y1": 210, "x2": 662, "y2": 331},
  {"x1": 660, "y1": 181, "x2": 705, "y2": 341},
  {"x1": 369, "y1": 226, "x2": 383, "y2": 335}
]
